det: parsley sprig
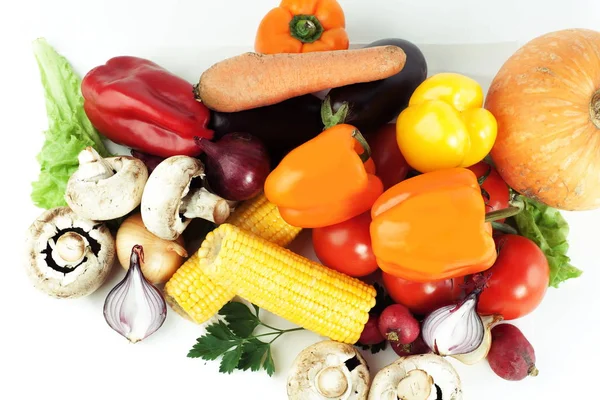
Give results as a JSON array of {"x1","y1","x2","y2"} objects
[{"x1": 187, "y1": 302, "x2": 303, "y2": 376}]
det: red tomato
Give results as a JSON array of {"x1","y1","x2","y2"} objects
[
  {"x1": 477, "y1": 234, "x2": 550, "y2": 320},
  {"x1": 312, "y1": 212, "x2": 378, "y2": 277},
  {"x1": 468, "y1": 161, "x2": 510, "y2": 220},
  {"x1": 382, "y1": 273, "x2": 463, "y2": 315},
  {"x1": 368, "y1": 124, "x2": 410, "y2": 190}
]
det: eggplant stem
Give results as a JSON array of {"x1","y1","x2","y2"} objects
[{"x1": 321, "y1": 97, "x2": 349, "y2": 129}]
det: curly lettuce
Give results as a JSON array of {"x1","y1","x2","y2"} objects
[
  {"x1": 512, "y1": 196, "x2": 582, "y2": 288},
  {"x1": 31, "y1": 38, "x2": 109, "y2": 209}
]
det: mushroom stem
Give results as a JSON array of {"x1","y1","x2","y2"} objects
[
  {"x1": 396, "y1": 369, "x2": 433, "y2": 400},
  {"x1": 315, "y1": 366, "x2": 349, "y2": 398},
  {"x1": 54, "y1": 231, "x2": 89, "y2": 265},
  {"x1": 180, "y1": 187, "x2": 232, "y2": 224},
  {"x1": 77, "y1": 146, "x2": 115, "y2": 182}
]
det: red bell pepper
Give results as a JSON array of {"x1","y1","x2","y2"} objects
[{"x1": 82, "y1": 56, "x2": 213, "y2": 158}]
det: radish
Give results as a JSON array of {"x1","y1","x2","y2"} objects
[
  {"x1": 487, "y1": 323, "x2": 538, "y2": 381},
  {"x1": 377, "y1": 304, "x2": 420, "y2": 344},
  {"x1": 390, "y1": 334, "x2": 431, "y2": 357},
  {"x1": 358, "y1": 314, "x2": 385, "y2": 345}
]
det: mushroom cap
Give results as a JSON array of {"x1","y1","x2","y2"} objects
[
  {"x1": 24, "y1": 207, "x2": 116, "y2": 299},
  {"x1": 287, "y1": 340, "x2": 370, "y2": 400},
  {"x1": 65, "y1": 155, "x2": 148, "y2": 221},
  {"x1": 368, "y1": 354, "x2": 462, "y2": 400},
  {"x1": 141, "y1": 156, "x2": 204, "y2": 241}
]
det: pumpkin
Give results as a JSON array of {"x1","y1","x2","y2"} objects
[{"x1": 485, "y1": 28, "x2": 600, "y2": 211}]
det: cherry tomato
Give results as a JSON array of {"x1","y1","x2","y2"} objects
[
  {"x1": 312, "y1": 212, "x2": 378, "y2": 277},
  {"x1": 368, "y1": 124, "x2": 410, "y2": 190},
  {"x1": 382, "y1": 273, "x2": 463, "y2": 316},
  {"x1": 468, "y1": 161, "x2": 510, "y2": 220},
  {"x1": 477, "y1": 234, "x2": 550, "y2": 320}
]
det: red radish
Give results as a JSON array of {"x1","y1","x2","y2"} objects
[
  {"x1": 358, "y1": 315, "x2": 385, "y2": 345},
  {"x1": 195, "y1": 133, "x2": 271, "y2": 201},
  {"x1": 390, "y1": 334, "x2": 430, "y2": 357},
  {"x1": 487, "y1": 324, "x2": 538, "y2": 381},
  {"x1": 378, "y1": 304, "x2": 420, "y2": 344}
]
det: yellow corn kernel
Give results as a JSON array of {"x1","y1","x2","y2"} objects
[
  {"x1": 198, "y1": 224, "x2": 377, "y2": 344},
  {"x1": 225, "y1": 193, "x2": 302, "y2": 247},
  {"x1": 164, "y1": 193, "x2": 302, "y2": 324}
]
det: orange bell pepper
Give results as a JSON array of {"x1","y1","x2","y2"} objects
[
  {"x1": 370, "y1": 168, "x2": 497, "y2": 282},
  {"x1": 265, "y1": 124, "x2": 383, "y2": 228},
  {"x1": 255, "y1": 0, "x2": 349, "y2": 54}
]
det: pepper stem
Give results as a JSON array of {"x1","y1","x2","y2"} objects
[
  {"x1": 591, "y1": 89, "x2": 600, "y2": 129},
  {"x1": 484, "y1": 206, "x2": 523, "y2": 222},
  {"x1": 289, "y1": 15, "x2": 324, "y2": 43},
  {"x1": 352, "y1": 129, "x2": 371, "y2": 163},
  {"x1": 490, "y1": 221, "x2": 518, "y2": 235},
  {"x1": 321, "y1": 96, "x2": 349, "y2": 129}
]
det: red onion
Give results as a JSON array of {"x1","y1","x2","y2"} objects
[
  {"x1": 195, "y1": 133, "x2": 271, "y2": 201},
  {"x1": 103, "y1": 245, "x2": 167, "y2": 343},
  {"x1": 130, "y1": 150, "x2": 164, "y2": 175},
  {"x1": 421, "y1": 291, "x2": 485, "y2": 356}
]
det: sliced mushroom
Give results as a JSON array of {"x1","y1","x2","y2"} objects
[
  {"x1": 24, "y1": 207, "x2": 116, "y2": 299},
  {"x1": 141, "y1": 156, "x2": 232, "y2": 240},
  {"x1": 287, "y1": 340, "x2": 370, "y2": 400},
  {"x1": 65, "y1": 147, "x2": 148, "y2": 221},
  {"x1": 368, "y1": 354, "x2": 462, "y2": 400}
]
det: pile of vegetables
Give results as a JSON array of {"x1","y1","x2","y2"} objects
[{"x1": 24, "y1": 0, "x2": 600, "y2": 398}]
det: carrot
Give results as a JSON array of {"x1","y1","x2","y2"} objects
[{"x1": 195, "y1": 45, "x2": 406, "y2": 112}]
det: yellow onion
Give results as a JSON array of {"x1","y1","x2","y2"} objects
[{"x1": 116, "y1": 213, "x2": 187, "y2": 284}]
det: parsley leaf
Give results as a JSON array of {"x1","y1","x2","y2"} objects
[
  {"x1": 264, "y1": 348, "x2": 276, "y2": 377},
  {"x1": 187, "y1": 321, "x2": 238, "y2": 360},
  {"x1": 188, "y1": 301, "x2": 303, "y2": 377},
  {"x1": 357, "y1": 340, "x2": 388, "y2": 354},
  {"x1": 219, "y1": 346, "x2": 244, "y2": 374},
  {"x1": 237, "y1": 339, "x2": 269, "y2": 372},
  {"x1": 219, "y1": 301, "x2": 260, "y2": 337}
]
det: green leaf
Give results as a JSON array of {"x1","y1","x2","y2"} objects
[
  {"x1": 370, "y1": 283, "x2": 395, "y2": 316},
  {"x1": 264, "y1": 347, "x2": 276, "y2": 377},
  {"x1": 356, "y1": 340, "x2": 388, "y2": 354},
  {"x1": 237, "y1": 339, "x2": 270, "y2": 372},
  {"x1": 31, "y1": 38, "x2": 111, "y2": 210},
  {"x1": 219, "y1": 345, "x2": 244, "y2": 374},
  {"x1": 511, "y1": 196, "x2": 583, "y2": 287},
  {"x1": 219, "y1": 302, "x2": 261, "y2": 337},
  {"x1": 188, "y1": 321, "x2": 239, "y2": 360}
]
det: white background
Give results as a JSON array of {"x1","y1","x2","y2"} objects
[{"x1": 2, "y1": 1, "x2": 600, "y2": 399}]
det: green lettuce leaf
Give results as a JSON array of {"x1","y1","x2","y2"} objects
[
  {"x1": 511, "y1": 196, "x2": 582, "y2": 288},
  {"x1": 31, "y1": 38, "x2": 110, "y2": 209}
]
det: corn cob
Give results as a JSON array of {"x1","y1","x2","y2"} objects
[
  {"x1": 164, "y1": 193, "x2": 301, "y2": 324},
  {"x1": 198, "y1": 223, "x2": 377, "y2": 344}
]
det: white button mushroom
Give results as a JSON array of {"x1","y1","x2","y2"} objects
[
  {"x1": 141, "y1": 156, "x2": 232, "y2": 241},
  {"x1": 24, "y1": 207, "x2": 116, "y2": 299},
  {"x1": 287, "y1": 340, "x2": 370, "y2": 400},
  {"x1": 65, "y1": 147, "x2": 149, "y2": 221},
  {"x1": 368, "y1": 354, "x2": 462, "y2": 400}
]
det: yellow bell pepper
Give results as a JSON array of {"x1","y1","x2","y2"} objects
[{"x1": 396, "y1": 72, "x2": 497, "y2": 173}]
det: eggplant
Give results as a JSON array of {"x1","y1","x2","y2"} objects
[
  {"x1": 209, "y1": 94, "x2": 324, "y2": 165},
  {"x1": 324, "y1": 38, "x2": 428, "y2": 132}
]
